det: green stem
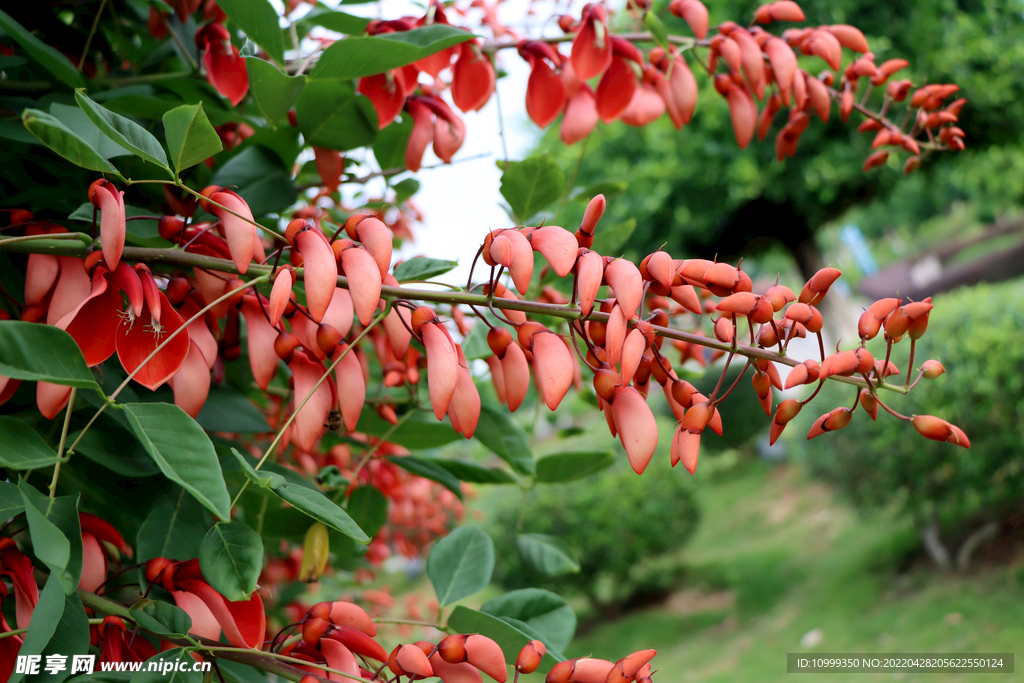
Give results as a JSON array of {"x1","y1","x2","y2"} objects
[
  {"x1": 78, "y1": 0, "x2": 110, "y2": 70},
  {"x1": 49, "y1": 388, "x2": 77, "y2": 497}
]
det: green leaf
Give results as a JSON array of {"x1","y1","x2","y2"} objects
[
  {"x1": 393, "y1": 257, "x2": 458, "y2": 282},
  {"x1": 199, "y1": 521, "x2": 264, "y2": 602},
  {"x1": 136, "y1": 497, "x2": 206, "y2": 568},
  {"x1": 194, "y1": 385, "x2": 271, "y2": 433},
  {"x1": 643, "y1": 11, "x2": 670, "y2": 52},
  {"x1": 480, "y1": 588, "x2": 576, "y2": 654},
  {"x1": 19, "y1": 481, "x2": 82, "y2": 594},
  {"x1": 516, "y1": 534, "x2": 581, "y2": 577},
  {"x1": 311, "y1": 25, "x2": 476, "y2": 80},
  {"x1": 124, "y1": 403, "x2": 232, "y2": 520},
  {"x1": 75, "y1": 90, "x2": 172, "y2": 173},
  {"x1": 447, "y1": 606, "x2": 563, "y2": 674},
  {"x1": 130, "y1": 600, "x2": 193, "y2": 639},
  {"x1": 347, "y1": 485, "x2": 388, "y2": 538},
  {"x1": 0, "y1": 321, "x2": 99, "y2": 390},
  {"x1": 49, "y1": 103, "x2": 134, "y2": 160},
  {"x1": 0, "y1": 481, "x2": 24, "y2": 520},
  {"x1": 355, "y1": 410, "x2": 462, "y2": 449},
  {"x1": 21, "y1": 109, "x2": 119, "y2": 175},
  {"x1": 0, "y1": 417, "x2": 59, "y2": 470},
  {"x1": 534, "y1": 450, "x2": 615, "y2": 483},
  {"x1": 392, "y1": 177, "x2": 420, "y2": 203},
  {"x1": 246, "y1": 58, "x2": 306, "y2": 126},
  {"x1": 500, "y1": 155, "x2": 565, "y2": 224},
  {"x1": 589, "y1": 218, "x2": 636, "y2": 257},
  {"x1": 433, "y1": 458, "x2": 518, "y2": 485},
  {"x1": 8, "y1": 576, "x2": 65, "y2": 683},
  {"x1": 295, "y1": 80, "x2": 377, "y2": 151},
  {"x1": 39, "y1": 589, "x2": 90, "y2": 683},
  {"x1": 372, "y1": 115, "x2": 412, "y2": 171},
  {"x1": 232, "y1": 449, "x2": 369, "y2": 542},
  {"x1": 426, "y1": 525, "x2": 494, "y2": 606},
  {"x1": 217, "y1": 0, "x2": 285, "y2": 64},
  {"x1": 130, "y1": 648, "x2": 204, "y2": 683},
  {"x1": 474, "y1": 406, "x2": 534, "y2": 475},
  {"x1": 162, "y1": 103, "x2": 223, "y2": 174},
  {"x1": 70, "y1": 427, "x2": 161, "y2": 477},
  {"x1": 386, "y1": 454, "x2": 464, "y2": 500},
  {"x1": 210, "y1": 146, "x2": 298, "y2": 216},
  {"x1": 0, "y1": 10, "x2": 85, "y2": 89},
  {"x1": 300, "y1": 7, "x2": 371, "y2": 34}
]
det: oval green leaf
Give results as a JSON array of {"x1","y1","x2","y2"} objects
[
  {"x1": 516, "y1": 533, "x2": 581, "y2": 577},
  {"x1": 19, "y1": 481, "x2": 83, "y2": 595},
  {"x1": 162, "y1": 103, "x2": 223, "y2": 174},
  {"x1": 433, "y1": 458, "x2": 518, "y2": 485},
  {"x1": 0, "y1": 417, "x2": 60, "y2": 470},
  {"x1": 129, "y1": 600, "x2": 194, "y2": 639},
  {"x1": 124, "y1": 403, "x2": 231, "y2": 520},
  {"x1": 310, "y1": 25, "x2": 476, "y2": 81},
  {"x1": 0, "y1": 481, "x2": 25, "y2": 520},
  {"x1": 22, "y1": 109, "x2": 119, "y2": 175},
  {"x1": 217, "y1": 0, "x2": 286, "y2": 65},
  {"x1": 392, "y1": 257, "x2": 459, "y2": 282},
  {"x1": 199, "y1": 521, "x2": 264, "y2": 602},
  {"x1": 74, "y1": 90, "x2": 171, "y2": 173},
  {"x1": 481, "y1": 588, "x2": 577, "y2": 653},
  {"x1": 474, "y1": 406, "x2": 535, "y2": 475},
  {"x1": 294, "y1": 79, "x2": 377, "y2": 151},
  {"x1": 534, "y1": 450, "x2": 615, "y2": 483},
  {"x1": 246, "y1": 58, "x2": 307, "y2": 126},
  {"x1": 499, "y1": 155, "x2": 565, "y2": 224},
  {"x1": 8, "y1": 576, "x2": 66, "y2": 683},
  {"x1": 387, "y1": 454, "x2": 464, "y2": 500},
  {"x1": 0, "y1": 321, "x2": 99, "y2": 390},
  {"x1": 426, "y1": 526, "x2": 494, "y2": 606},
  {"x1": 232, "y1": 449, "x2": 369, "y2": 542}
]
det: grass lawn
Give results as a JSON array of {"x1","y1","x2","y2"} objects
[{"x1": 564, "y1": 459, "x2": 1024, "y2": 683}]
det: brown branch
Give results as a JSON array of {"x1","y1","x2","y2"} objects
[{"x1": 0, "y1": 239, "x2": 908, "y2": 395}]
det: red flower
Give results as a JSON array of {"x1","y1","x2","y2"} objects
[
  {"x1": 196, "y1": 23, "x2": 249, "y2": 106},
  {"x1": 518, "y1": 41, "x2": 567, "y2": 129},
  {"x1": 571, "y1": 4, "x2": 613, "y2": 81},
  {"x1": 146, "y1": 558, "x2": 267, "y2": 649}
]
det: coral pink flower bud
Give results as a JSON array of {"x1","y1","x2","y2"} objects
[
  {"x1": 290, "y1": 350, "x2": 334, "y2": 452},
  {"x1": 417, "y1": 312, "x2": 458, "y2": 420},
  {"x1": 578, "y1": 194, "x2": 606, "y2": 245},
  {"x1": 89, "y1": 179, "x2": 126, "y2": 270},
  {"x1": 449, "y1": 347, "x2": 482, "y2": 438},
  {"x1": 346, "y1": 216, "x2": 393, "y2": 278},
  {"x1": 606, "y1": 650, "x2": 656, "y2": 683},
  {"x1": 209, "y1": 189, "x2": 261, "y2": 274},
  {"x1": 912, "y1": 415, "x2": 969, "y2": 448},
  {"x1": 517, "y1": 641, "x2": 547, "y2": 674},
  {"x1": 269, "y1": 268, "x2": 293, "y2": 327},
  {"x1": 340, "y1": 245, "x2": 383, "y2": 325},
  {"x1": 528, "y1": 225, "x2": 578, "y2": 277},
  {"x1": 859, "y1": 391, "x2": 879, "y2": 420},
  {"x1": 333, "y1": 343, "x2": 366, "y2": 432},
  {"x1": 289, "y1": 221, "x2": 338, "y2": 323},
  {"x1": 548, "y1": 658, "x2": 615, "y2": 683},
  {"x1": 604, "y1": 258, "x2": 643, "y2": 321},
  {"x1": 807, "y1": 407, "x2": 853, "y2": 439},
  {"x1": 670, "y1": 0, "x2": 708, "y2": 39},
  {"x1": 519, "y1": 323, "x2": 573, "y2": 410},
  {"x1": 921, "y1": 359, "x2": 945, "y2": 379},
  {"x1": 611, "y1": 385, "x2": 658, "y2": 474},
  {"x1": 640, "y1": 251, "x2": 675, "y2": 289},
  {"x1": 770, "y1": 398, "x2": 802, "y2": 444},
  {"x1": 575, "y1": 249, "x2": 604, "y2": 316},
  {"x1": 390, "y1": 644, "x2": 434, "y2": 678},
  {"x1": 798, "y1": 267, "x2": 842, "y2": 305},
  {"x1": 241, "y1": 295, "x2": 280, "y2": 390}
]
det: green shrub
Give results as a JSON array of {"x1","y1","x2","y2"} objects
[
  {"x1": 803, "y1": 279, "x2": 1024, "y2": 567},
  {"x1": 487, "y1": 459, "x2": 700, "y2": 615}
]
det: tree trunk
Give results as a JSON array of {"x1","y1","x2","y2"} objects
[
  {"x1": 916, "y1": 511, "x2": 951, "y2": 570},
  {"x1": 956, "y1": 521, "x2": 998, "y2": 572}
]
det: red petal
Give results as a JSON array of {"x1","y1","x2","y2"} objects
[
  {"x1": 78, "y1": 533, "x2": 109, "y2": 593},
  {"x1": 333, "y1": 344, "x2": 366, "y2": 432},
  {"x1": 202, "y1": 38, "x2": 249, "y2": 106},
  {"x1": 289, "y1": 351, "x2": 333, "y2": 452},
  {"x1": 423, "y1": 323, "x2": 458, "y2": 419},
  {"x1": 571, "y1": 19, "x2": 613, "y2": 80},
  {"x1": 596, "y1": 57, "x2": 637, "y2": 123},
  {"x1": 115, "y1": 292, "x2": 189, "y2": 390},
  {"x1": 526, "y1": 59, "x2": 567, "y2": 129},
  {"x1": 340, "y1": 247, "x2": 382, "y2": 326},
  {"x1": 296, "y1": 229, "x2": 339, "y2": 323},
  {"x1": 560, "y1": 84, "x2": 598, "y2": 144},
  {"x1": 213, "y1": 191, "x2": 258, "y2": 274},
  {"x1": 241, "y1": 295, "x2": 280, "y2": 390},
  {"x1": 405, "y1": 100, "x2": 434, "y2": 172},
  {"x1": 452, "y1": 44, "x2": 495, "y2": 112},
  {"x1": 177, "y1": 579, "x2": 266, "y2": 649},
  {"x1": 358, "y1": 72, "x2": 408, "y2": 129}
]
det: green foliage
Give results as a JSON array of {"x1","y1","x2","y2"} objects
[
  {"x1": 447, "y1": 605, "x2": 564, "y2": 673},
  {"x1": 427, "y1": 525, "x2": 495, "y2": 606},
  {"x1": 199, "y1": 521, "x2": 264, "y2": 601},
  {"x1": 804, "y1": 279, "x2": 1024, "y2": 531},
  {"x1": 489, "y1": 461, "x2": 700, "y2": 610}
]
